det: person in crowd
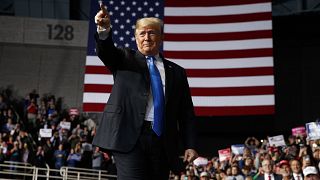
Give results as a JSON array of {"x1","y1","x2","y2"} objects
[
  {"x1": 245, "y1": 137, "x2": 260, "y2": 155},
  {"x1": 34, "y1": 145, "x2": 46, "y2": 168},
  {"x1": 290, "y1": 159, "x2": 304, "y2": 180},
  {"x1": 92, "y1": 2, "x2": 198, "y2": 180},
  {"x1": 256, "y1": 159, "x2": 282, "y2": 180},
  {"x1": 9, "y1": 141, "x2": 20, "y2": 170},
  {"x1": 200, "y1": 171, "x2": 210, "y2": 180},
  {"x1": 218, "y1": 169, "x2": 228, "y2": 180},
  {"x1": 47, "y1": 104, "x2": 59, "y2": 126},
  {"x1": 7, "y1": 108, "x2": 18, "y2": 124},
  {"x1": 92, "y1": 146, "x2": 103, "y2": 170},
  {"x1": 53, "y1": 143, "x2": 67, "y2": 169},
  {"x1": 2, "y1": 117, "x2": 15, "y2": 133},
  {"x1": 278, "y1": 160, "x2": 291, "y2": 180},
  {"x1": 80, "y1": 137, "x2": 93, "y2": 169},
  {"x1": 21, "y1": 142, "x2": 30, "y2": 164},
  {"x1": 26, "y1": 98, "x2": 37, "y2": 130},
  {"x1": 303, "y1": 166, "x2": 320, "y2": 180},
  {"x1": 312, "y1": 145, "x2": 320, "y2": 169},
  {"x1": 226, "y1": 165, "x2": 245, "y2": 180},
  {"x1": 67, "y1": 148, "x2": 81, "y2": 167},
  {"x1": 38, "y1": 99, "x2": 47, "y2": 118},
  {"x1": 280, "y1": 136, "x2": 299, "y2": 161},
  {"x1": 242, "y1": 165, "x2": 255, "y2": 178},
  {"x1": 302, "y1": 155, "x2": 314, "y2": 170}
]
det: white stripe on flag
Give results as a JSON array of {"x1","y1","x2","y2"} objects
[
  {"x1": 87, "y1": 56, "x2": 274, "y2": 69},
  {"x1": 171, "y1": 57, "x2": 274, "y2": 69},
  {"x1": 84, "y1": 74, "x2": 274, "y2": 88},
  {"x1": 192, "y1": 94, "x2": 275, "y2": 107},
  {"x1": 83, "y1": 93, "x2": 274, "y2": 106},
  {"x1": 164, "y1": 38, "x2": 273, "y2": 51},
  {"x1": 83, "y1": 92, "x2": 110, "y2": 103},
  {"x1": 86, "y1": 56, "x2": 105, "y2": 66},
  {"x1": 164, "y1": 20, "x2": 272, "y2": 34},
  {"x1": 165, "y1": 3, "x2": 271, "y2": 16},
  {"x1": 188, "y1": 75, "x2": 274, "y2": 87},
  {"x1": 84, "y1": 74, "x2": 114, "y2": 85}
]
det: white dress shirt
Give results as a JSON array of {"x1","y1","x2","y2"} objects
[{"x1": 292, "y1": 173, "x2": 303, "y2": 180}]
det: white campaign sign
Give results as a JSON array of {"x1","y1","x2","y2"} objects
[
  {"x1": 306, "y1": 122, "x2": 320, "y2": 140},
  {"x1": 39, "y1": 128, "x2": 52, "y2": 138},
  {"x1": 231, "y1": 144, "x2": 245, "y2": 155},
  {"x1": 268, "y1": 135, "x2": 286, "y2": 147}
]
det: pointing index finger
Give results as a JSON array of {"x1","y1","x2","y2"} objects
[{"x1": 98, "y1": 0, "x2": 108, "y2": 14}]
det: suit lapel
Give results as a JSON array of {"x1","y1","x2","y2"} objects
[
  {"x1": 135, "y1": 51, "x2": 150, "y2": 84},
  {"x1": 162, "y1": 58, "x2": 173, "y2": 105}
]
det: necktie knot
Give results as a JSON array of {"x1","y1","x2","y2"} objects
[{"x1": 146, "y1": 56, "x2": 155, "y2": 64}]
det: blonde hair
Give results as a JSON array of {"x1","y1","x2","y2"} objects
[{"x1": 135, "y1": 17, "x2": 163, "y2": 34}]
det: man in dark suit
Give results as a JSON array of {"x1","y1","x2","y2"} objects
[
  {"x1": 92, "y1": 3, "x2": 198, "y2": 180},
  {"x1": 257, "y1": 159, "x2": 282, "y2": 180}
]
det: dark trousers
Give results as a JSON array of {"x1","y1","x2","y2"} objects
[{"x1": 112, "y1": 121, "x2": 169, "y2": 180}]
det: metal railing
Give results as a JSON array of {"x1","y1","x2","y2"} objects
[{"x1": 0, "y1": 161, "x2": 117, "y2": 180}]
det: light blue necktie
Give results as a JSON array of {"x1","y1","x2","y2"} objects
[{"x1": 146, "y1": 56, "x2": 164, "y2": 136}]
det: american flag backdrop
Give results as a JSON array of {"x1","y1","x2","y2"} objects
[{"x1": 83, "y1": 0, "x2": 275, "y2": 116}]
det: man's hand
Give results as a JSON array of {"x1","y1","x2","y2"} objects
[
  {"x1": 183, "y1": 149, "x2": 198, "y2": 163},
  {"x1": 94, "y1": 3, "x2": 111, "y2": 29}
]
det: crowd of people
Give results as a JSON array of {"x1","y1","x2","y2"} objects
[
  {"x1": 1, "y1": 89, "x2": 320, "y2": 180},
  {"x1": 0, "y1": 90, "x2": 116, "y2": 174},
  {"x1": 170, "y1": 136, "x2": 320, "y2": 180}
]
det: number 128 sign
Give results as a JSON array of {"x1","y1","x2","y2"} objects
[{"x1": 47, "y1": 24, "x2": 74, "y2": 41}]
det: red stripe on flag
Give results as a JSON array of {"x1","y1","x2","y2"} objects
[
  {"x1": 83, "y1": 86, "x2": 273, "y2": 96},
  {"x1": 165, "y1": 0, "x2": 271, "y2": 7},
  {"x1": 164, "y1": 12, "x2": 271, "y2": 24},
  {"x1": 191, "y1": 86, "x2": 274, "y2": 96},
  {"x1": 85, "y1": 66, "x2": 111, "y2": 74},
  {"x1": 84, "y1": 84, "x2": 113, "y2": 93},
  {"x1": 165, "y1": 30, "x2": 272, "y2": 41},
  {"x1": 83, "y1": 103, "x2": 105, "y2": 112},
  {"x1": 85, "y1": 67, "x2": 273, "y2": 77},
  {"x1": 194, "y1": 106, "x2": 275, "y2": 116},
  {"x1": 164, "y1": 30, "x2": 272, "y2": 41},
  {"x1": 186, "y1": 67, "x2": 273, "y2": 77},
  {"x1": 83, "y1": 104, "x2": 275, "y2": 116},
  {"x1": 164, "y1": 48, "x2": 273, "y2": 59}
]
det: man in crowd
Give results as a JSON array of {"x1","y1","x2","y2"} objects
[
  {"x1": 290, "y1": 159, "x2": 304, "y2": 180},
  {"x1": 303, "y1": 166, "x2": 320, "y2": 180},
  {"x1": 257, "y1": 159, "x2": 282, "y2": 180}
]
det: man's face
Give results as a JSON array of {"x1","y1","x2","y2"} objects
[
  {"x1": 231, "y1": 167, "x2": 238, "y2": 175},
  {"x1": 290, "y1": 160, "x2": 301, "y2": 173},
  {"x1": 135, "y1": 25, "x2": 163, "y2": 56},
  {"x1": 262, "y1": 160, "x2": 273, "y2": 174}
]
